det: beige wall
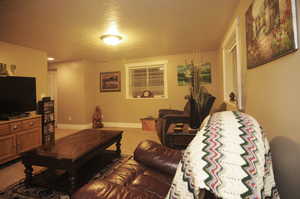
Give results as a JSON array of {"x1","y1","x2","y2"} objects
[
  {"x1": 0, "y1": 41, "x2": 48, "y2": 101},
  {"x1": 96, "y1": 51, "x2": 221, "y2": 123},
  {"x1": 84, "y1": 60, "x2": 98, "y2": 123},
  {"x1": 222, "y1": 1, "x2": 300, "y2": 198},
  {"x1": 50, "y1": 60, "x2": 97, "y2": 124}
]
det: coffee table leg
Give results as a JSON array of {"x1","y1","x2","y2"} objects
[
  {"x1": 116, "y1": 137, "x2": 121, "y2": 156},
  {"x1": 24, "y1": 163, "x2": 33, "y2": 187}
]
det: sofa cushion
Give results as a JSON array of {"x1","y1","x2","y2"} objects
[
  {"x1": 134, "y1": 140, "x2": 182, "y2": 176},
  {"x1": 72, "y1": 156, "x2": 173, "y2": 199},
  {"x1": 131, "y1": 171, "x2": 172, "y2": 198},
  {"x1": 72, "y1": 180, "x2": 161, "y2": 199},
  {"x1": 101, "y1": 157, "x2": 173, "y2": 198},
  {"x1": 102, "y1": 159, "x2": 143, "y2": 186}
]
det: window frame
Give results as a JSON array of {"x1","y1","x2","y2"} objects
[
  {"x1": 222, "y1": 18, "x2": 244, "y2": 111},
  {"x1": 125, "y1": 60, "x2": 168, "y2": 99}
]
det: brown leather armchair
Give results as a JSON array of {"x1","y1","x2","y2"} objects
[
  {"x1": 156, "y1": 100, "x2": 191, "y2": 145},
  {"x1": 156, "y1": 93, "x2": 215, "y2": 147}
]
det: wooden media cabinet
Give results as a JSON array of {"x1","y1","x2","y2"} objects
[{"x1": 0, "y1": 114, "x2": 42, "y2": 164}]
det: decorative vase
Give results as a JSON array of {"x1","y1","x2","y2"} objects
[{"x1": 189, "y1": 97, "x2": 200, "y2": 129}]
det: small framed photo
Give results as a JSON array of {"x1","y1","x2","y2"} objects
[{"x1": 100, "y1": 71, "x2": 121, "y2": 92}]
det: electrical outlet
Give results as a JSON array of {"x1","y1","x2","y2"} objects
[{"x1": 68, "y1": 116, "x2": 72, "y2": 121}]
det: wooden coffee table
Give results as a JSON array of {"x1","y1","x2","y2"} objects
[{"x1": 21, "y1": 129, "x2": 122, "y2": 194}]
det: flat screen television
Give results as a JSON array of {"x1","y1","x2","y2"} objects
[{"x1": 0, "y1": 76, "x2": 36, "y2": 117}]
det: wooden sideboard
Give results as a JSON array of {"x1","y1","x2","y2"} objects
[{"x1": 0, "y1": 114, "x2": 42, "y2": 164}]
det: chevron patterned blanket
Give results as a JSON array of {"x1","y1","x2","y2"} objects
[{"x1": 166, "y1": 111, "x2": 280, "y2": 199}]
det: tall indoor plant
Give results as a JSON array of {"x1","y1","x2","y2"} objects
[{"x1": 189, "y1": 61, "x2": 207, "y2": 129}]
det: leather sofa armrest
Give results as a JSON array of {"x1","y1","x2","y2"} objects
[
  {"x1": 72, "y1": 180, "x2": 160, "y2": 199},
  {"x1": 134, "y1": 140, "x2": 182, "y2": 176}
]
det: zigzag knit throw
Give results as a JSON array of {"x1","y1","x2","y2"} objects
[{"x1": 166, "y1": 111, "x2": 280, "y2": 199}]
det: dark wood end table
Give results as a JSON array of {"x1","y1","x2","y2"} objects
[
  {"x1": 22, "y1": 129, "x2": 122, "y2": 194},
  {"x1": 166, "y1": 123, "x2": 198, "y2": 149}
]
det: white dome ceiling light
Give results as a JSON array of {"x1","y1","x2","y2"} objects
[{"x1": 100, "y1": 34, "x2": 122, "y2": 46}]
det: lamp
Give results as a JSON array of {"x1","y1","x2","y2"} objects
[{"x1": 100, "y1": 34, "x2": 122, "y2": 46}]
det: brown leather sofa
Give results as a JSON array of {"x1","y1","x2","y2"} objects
[
  {"x1": 72, "y1": 140, "x2": 182, "y2": 199},
  {"x1": 72, "y1": 140, "x2": 218, "y2": 199}
]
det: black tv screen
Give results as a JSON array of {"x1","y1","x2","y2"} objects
[{"x1": 0, "y1": 76, "x2": 36, "y2": 115}]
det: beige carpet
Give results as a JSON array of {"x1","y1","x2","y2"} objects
[{"x1": 0, "y1": 127, "x2": 159, "y2": 193}]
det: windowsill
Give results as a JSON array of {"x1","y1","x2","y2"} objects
[
  {"x1": 224, "y1": 101, "x2": 238, "y2": 111},
  {"x1": 126, "y1": 96, "x2": 168, "y2": 100}
]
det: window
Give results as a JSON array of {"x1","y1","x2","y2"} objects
[
  {"x1": 222, "y1": 18, "x2": 244, "y2": 111},
  {"x1": 125, "y1": 61, "x2": 168, "y2": 99}
]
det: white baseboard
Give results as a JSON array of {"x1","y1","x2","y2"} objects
[
  {"x1": 103, "y1": 122, "x2": 142, "y2": 128},
  {"x1": 57, "y1": 122, "x2": 141, "y2": 129},
  {"x1": 57, "y1": 123, "x2": 92, "y2": 130}
]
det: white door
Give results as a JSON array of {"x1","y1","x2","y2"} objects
[{"x1": 48, "y1": 70, "x2": 58, "y2": 127}]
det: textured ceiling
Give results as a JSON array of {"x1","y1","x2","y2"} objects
[{"x1": 0, "y1": 0, "x2": 239, "y2": 63}]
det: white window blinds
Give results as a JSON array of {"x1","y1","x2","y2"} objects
[{"x1": 126, "y1": 61, "x2": 167, "y2": 99}]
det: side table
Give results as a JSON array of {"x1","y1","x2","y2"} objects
[{"x1": 166, "y1": 123, "x2": 198, "y2": 149}]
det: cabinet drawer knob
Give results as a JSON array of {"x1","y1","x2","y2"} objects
[
  {"x1": 13, "y1": 125, "x2": 18, "y2": 130},
  {"x1": 30, "y1": 122, "x2": 34, "y2": 126}
]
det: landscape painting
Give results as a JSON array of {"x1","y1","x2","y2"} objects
[
  {"x1": 100, "y1": 71, "x2": 121, "y2": 92},
  {"x1": 177, "y1": 62, "x2": 212, "y2": 85},
  {"x1": 177, "y1": 64, "x2": 192, "y2": 86},
  {"x1": 245, "y1": 0, "x2": 298, "y2": 69},
  {"x1": 199, "y1": 62, "x2": 212, "y2": 84}
]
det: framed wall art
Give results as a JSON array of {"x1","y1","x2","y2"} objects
[
  {"x1": 199, "y1": 62, "x2": 212, "y2": 84},
  {"x1": 100, "y1": 71, "x2": 121, "y2": 92},
  {"x1": 245, "y1": 0, "x2": 298, "y2": 69},
  {"x1": 177, "y1": 64, "x2": 192, "y2": 86},
  {"x1": 177, "y1": 62, "x2": 212, "y2": 86}
]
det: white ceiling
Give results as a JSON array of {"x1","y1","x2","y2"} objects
[{"x1": 0, "y1": 0, "x2": 239, "y2": 63}]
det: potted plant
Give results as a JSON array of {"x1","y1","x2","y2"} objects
[{"x1": 189, "y1": 61, "x2": 207, "y2": 129}]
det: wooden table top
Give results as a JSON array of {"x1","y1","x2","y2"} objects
[{"x1": 28, "y1": 129, "x2": 122, "y2": 161}]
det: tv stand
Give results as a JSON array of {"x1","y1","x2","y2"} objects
[
  {"x1": 0, "y1": 112, "x2": 31, "y2": 121},
  {"x1": 8, "y1": 112, "x2": 30, "y2": 120},
  {"x1": 0, "y1": 114, "x2": 42, "y2": 164}
]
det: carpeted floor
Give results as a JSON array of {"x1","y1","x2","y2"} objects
[{"x1": 0, "y1": 127, "x2": 159, "y2": 195}]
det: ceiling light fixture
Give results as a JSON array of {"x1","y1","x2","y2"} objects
[
  {"x1": 100, "y1": 34, "x2": 122, "y2": 46},
  {"x1": 47, "y1": 57, "x2": 55, "y2": 61}
]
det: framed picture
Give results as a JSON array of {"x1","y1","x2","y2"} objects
[
  {"x1": 100, "y1": 71, "x2": 121, "y2": 92},
  {"x1": 245, "y1": 0, "x2": 298, "y2": 69},
  {"x1": 199, "y1": 62, "x2": 212, "y2": 84},
  {"x1": 177, "y1": 64, "x2": 192, "y2": 86}
]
